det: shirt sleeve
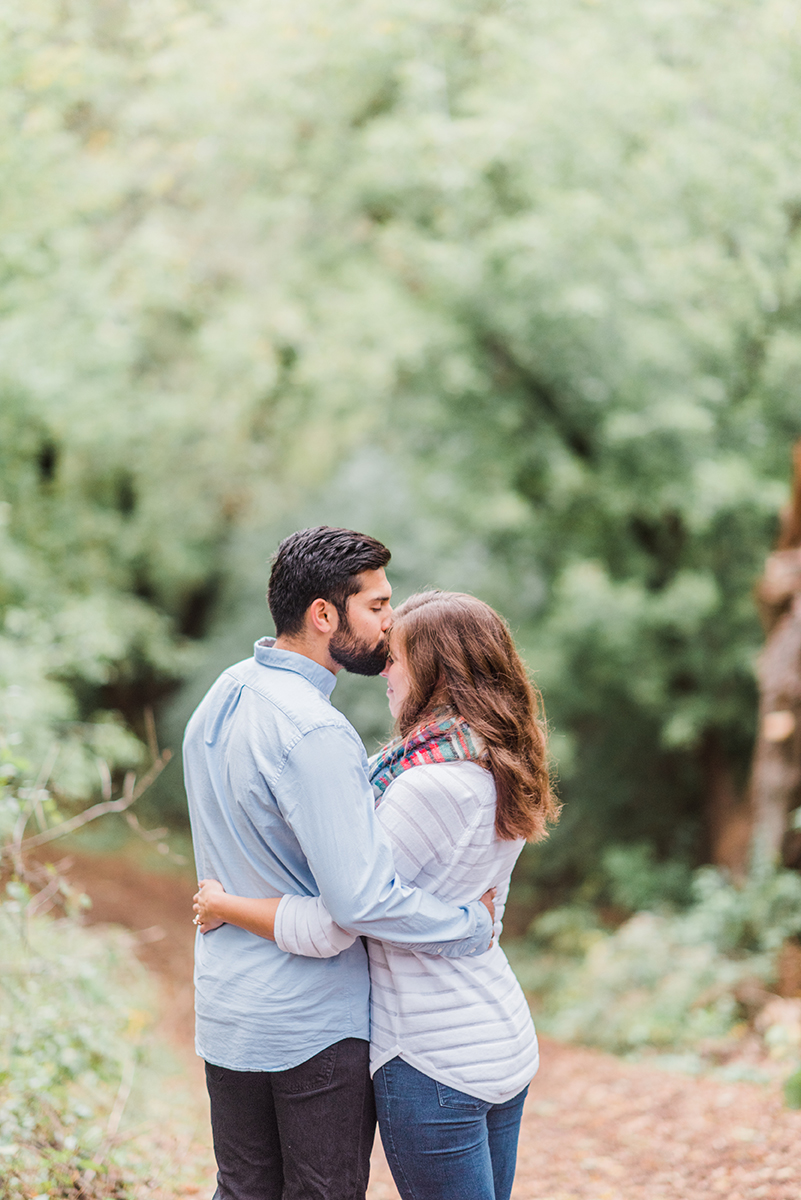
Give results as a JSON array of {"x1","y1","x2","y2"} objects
[
  {"x1": 273, "y1": 894, "x2": 358, "y2": 958},
  {"x1": 271, "y1": 724, "x2": 492, "y2": 957}
]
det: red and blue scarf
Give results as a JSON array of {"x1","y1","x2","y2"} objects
[{"x1": 368, "y1": 710, "x2": 483, "y2": 800}]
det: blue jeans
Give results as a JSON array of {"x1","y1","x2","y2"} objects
[{"x1": 374, "y1": 1057, "x2": 529, "y2": 1200}]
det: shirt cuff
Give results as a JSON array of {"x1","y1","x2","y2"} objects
[
  {"x1": 273, "y1": 895, "x2": 294, "y2": 954},
  {"x1": 274, "y1": 894, "x2": 358, "y2": 958}
]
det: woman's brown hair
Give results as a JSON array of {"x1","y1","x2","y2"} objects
[{"x1": 390, "y1": 591, "x2": 559, "y2": 842}]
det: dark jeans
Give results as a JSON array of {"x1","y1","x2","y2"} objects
[
  {"x1": 205, "y1": 1037, "x2": 376, "y2": 1200},
  {"x1": 374, "y1": 1057, "x2": 528, "y2": 1200}
]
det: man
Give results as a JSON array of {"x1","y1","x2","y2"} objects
[{"x1": 184, "y1": 526, "x2": 493, "y2": 1200}]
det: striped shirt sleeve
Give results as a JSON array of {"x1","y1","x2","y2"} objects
[{"x1": 274, "y1": 893, "x2": 357, "y2": 958}]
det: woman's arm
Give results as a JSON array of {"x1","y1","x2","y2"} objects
[
  {"x1": 193, "y1": 879, "x2": 359, "y2": 957},
  {"x1": 193, "y1": 879, "x2": 280, "y2": 938},
  {"x1": 192, "y1": 878, "x2": 490, "y2": 958}
]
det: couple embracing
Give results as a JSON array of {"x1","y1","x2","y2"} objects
[{"x1": 184, "y1": 526, "x2": 559, "y2": 1200}]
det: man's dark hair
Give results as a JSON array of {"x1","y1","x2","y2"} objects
[{"x1": 268, "y1": 526, "x2": 391, "y2": 636}]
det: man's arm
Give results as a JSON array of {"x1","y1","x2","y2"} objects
[
  {"x1": 194, "y1": 882, "x2": 495, "y2": 959},
  {"x1": 271, "y1": 724, "x2": 492, "y2": 956}
]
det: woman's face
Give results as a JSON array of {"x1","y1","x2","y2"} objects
[{"x1": 381, "y1": 635, "x2": 412, "y2": 719}]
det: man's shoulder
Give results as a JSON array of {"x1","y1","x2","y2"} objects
[{"x1": 220, "y1": 655, "x2": 356, "y2": 739}]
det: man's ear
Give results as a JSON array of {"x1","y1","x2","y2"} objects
[{"x1": 307, "y1": 598, "x2": 340, "y2": 636}]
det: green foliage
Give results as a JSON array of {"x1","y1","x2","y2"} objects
[
  {"x1": 3, "y1": 0, "x2": 801, "y2": 871},
  {"x1": 0, "y1": 902, "x2": 155, "y2": 1198},
  {"x1": 151, "y1": 0, "x2": 801, "y2": 868},
  {"x1": 523, "y1": 904, "x2": 606, "y2": 960},
  {"x1": 5, "y1": 12, "x2": 801, "y2": 1172},
  {"x1": 306, "y1": 0, "x2": 801, "y2": 878},
  {"x1": 784, "y1": 1065, "x2": 801, "y2": 1109},
  {"x1": 603, "y1": 843, "x2": 694, "y2": 913},
  {"x1": 508, "y1": 868, "x2": 801, "y2": 1056},
  {"x1": 0, "y1": 700, "x2": 176, "y2": 1195}
]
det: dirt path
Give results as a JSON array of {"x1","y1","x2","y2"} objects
[{"x1": 66, "y1": 850, "x2": 801, "y2": 1200}]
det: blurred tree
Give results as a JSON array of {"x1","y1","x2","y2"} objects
[
  {"x1": 751, "y1": 441, "x2": 801, "y2": 869},
  {"x1": 236, "y1": 0, "x2": 801, "y2": 888},
  {"x1": 3, "y1": 0, "x2": 801, "y2": 896}
]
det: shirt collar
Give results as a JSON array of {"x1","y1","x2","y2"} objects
[{"x1": 254, "y1": 637, "x2": 337, "y2": 698}]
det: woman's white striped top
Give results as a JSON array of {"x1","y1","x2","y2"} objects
[{"x1": 274, "y1": 760, "x2": 538, "y2": 1105}]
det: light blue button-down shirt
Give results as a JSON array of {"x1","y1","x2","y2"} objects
[{"x1": 183, "y1": 638, "x2": 492, "y2": 1071}]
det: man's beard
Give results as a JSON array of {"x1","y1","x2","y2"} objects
[{"x1": 329, "y1": 618, "x2": 388, "y2": 676}]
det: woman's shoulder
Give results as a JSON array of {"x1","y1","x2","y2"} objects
[{"x1": 385, "y1": 760, "x2": 495, "y2": 805}]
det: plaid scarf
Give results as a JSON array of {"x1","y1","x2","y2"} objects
[{"x1": 368, "y1": 710, "x2": 483, "y2": 800}]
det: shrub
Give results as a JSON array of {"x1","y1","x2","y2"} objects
[
  {"x1": 507, "y1": 867, "x2": 801, "y2": 1056},
  {"x1": 602, "y1": 843, "x2": 694, "y2": 913},
  {"x1": 0, "y1": 900, "x2": 156, "y2": 1199}
]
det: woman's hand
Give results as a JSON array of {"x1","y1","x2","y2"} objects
[
  {"x1": 479, "y1": 887, "x2": 497, "y2": 948},
  {"x1": 192, "y1": 882, "x2": 282, "y2": 940},
  {"x1": 193, "y1": 878, "x2": 226, "y2": 934}
]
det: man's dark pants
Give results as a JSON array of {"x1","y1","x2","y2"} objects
[{"x1": 205, "y1": 1037, "x2": 376, "y2": 1200}]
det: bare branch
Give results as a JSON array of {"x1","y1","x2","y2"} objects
[
  {"x1": 97, "y1": 758, "x2": 113, "y2": 801},
  {"x1": 125, "y1": 811, "x2": 169, "y2": 843},
  {"x1": 33, "y1": 742, "x2": 60, "y2": 794},
  {"x1": 91, "y1": 1053, "x2": 138, "y2": 1177},
  {"x1": 25, "y1": 873, "x2": 66, "y2": 918},
  {"x1": 105, "y1": 1053, "x2": 137, "y2": 1144},
  {"x1": 10, "y1": 742, "x2": 60, "y2": 858},
  {"x1": 32, "y1": 794, "x2": 47, "y2": 833},
  {"x1": 143, "y1": 705, "x2": 159, "y2": 763},
  {"x1": 1, "y1": 749, "x2": 172, "y2": 856}
]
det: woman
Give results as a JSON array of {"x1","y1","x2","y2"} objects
[{"x1": 194, "y1": 591, "x2": 558, "y2": 1200}]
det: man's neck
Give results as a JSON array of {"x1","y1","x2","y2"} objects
[{"x1": 274, "y1": 633, "x2": 341, "y2": 674}]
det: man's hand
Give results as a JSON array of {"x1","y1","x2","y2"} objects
[{"x1": 193, "y1": 878, "x2": 226, "y2": 934}]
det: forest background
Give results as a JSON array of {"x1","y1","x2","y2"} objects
[{"x1": 4, "y1": 0, "x2": 801, "y2": 1192}]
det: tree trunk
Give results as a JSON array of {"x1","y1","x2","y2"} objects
[
  {"x1": 703, "y1": 733, "x2": 752, "y2": 879},
  {"x1": 749, "y1": 441, "x2": 801, "y2": 868}
]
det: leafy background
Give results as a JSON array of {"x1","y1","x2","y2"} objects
[
  {"x1": 4, "y1": 0, "x2": 801, "y2": 895},
  {"x1": 5, "y1": 0, "x2": 801, "y2": 1191}
]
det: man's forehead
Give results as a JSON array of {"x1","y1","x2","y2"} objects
[{"x1": 353, "y1": 568, "x2": 392, "y2": 601}]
